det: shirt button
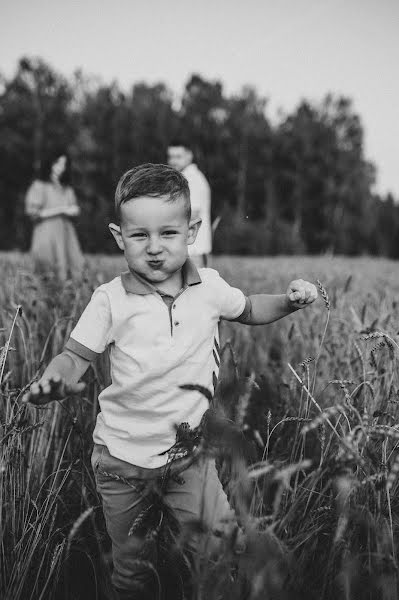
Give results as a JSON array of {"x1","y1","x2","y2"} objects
[
  {"x1": 173, "y1": 304, "x2": 176, "y2": 309},
  {"x1": 174, "y1": 321, "x2": 180, "y2": 326}
]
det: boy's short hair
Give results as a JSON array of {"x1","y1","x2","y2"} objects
[{"x1": 115, "y1": 163, "x2": 191, "y2": 222}]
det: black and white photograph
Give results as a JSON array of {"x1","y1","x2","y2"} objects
[{"x1": 1, "y1": 1, "x2": 399, "y2": 598}]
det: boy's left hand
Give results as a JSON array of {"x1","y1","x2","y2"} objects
[{"x1": 286, "y1": 279, "x2": 318, "y2": 310}]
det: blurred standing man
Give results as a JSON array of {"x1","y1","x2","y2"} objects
[{"x1": 167, "y1": 140, "x2": 212, "y2": 267}]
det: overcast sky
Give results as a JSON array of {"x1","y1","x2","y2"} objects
[{"x1": 1, "y1": 0, "x2": 398, "y2": 197}]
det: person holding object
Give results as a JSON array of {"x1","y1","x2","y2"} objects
[
  {"x1": 167, "y1": 139, "x2": 212, "y2": 268},
  {"x1": 23, "y1": 163, "x2": 318, "y2": 599},
  {"x1": 25, "y1": 151, "x2": 84, "y2": 280}
]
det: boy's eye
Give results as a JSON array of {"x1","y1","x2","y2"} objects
[
  {"x1": 130, "y1": 232, "x2": 147, "y2": 239},
  {"x1": 162, "y1": 230, "x2": 177, "y2": 236}
]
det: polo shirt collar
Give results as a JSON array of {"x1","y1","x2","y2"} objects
[{"x1": 121, "y1": 258, "x2": 202, "y2": 295}]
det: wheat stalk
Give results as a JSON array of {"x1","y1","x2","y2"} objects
[
  {"x1": 316, "y1": 280, "x2": 330, "y2": 310},
  {"x1": 0, "y1": 305, "x2": 22, "y2": 384}
]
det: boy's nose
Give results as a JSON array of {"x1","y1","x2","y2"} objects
[{"x1": 147, "y1": 237, "x2": 162, "y2": 254}]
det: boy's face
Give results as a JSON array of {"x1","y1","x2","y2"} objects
[{"x1": 109, "y1": 195, "x2": 200, "y2": 286}]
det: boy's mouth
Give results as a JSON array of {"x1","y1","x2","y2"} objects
[{"x1": 148, "y1": 260, "x2": 164, "y2": 269}]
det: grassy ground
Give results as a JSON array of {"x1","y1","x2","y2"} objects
[{"x1": 1, "y1": 252, "x2": 399, "y2": 599}]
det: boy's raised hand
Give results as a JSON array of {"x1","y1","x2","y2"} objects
[
  {"x1": 22, "y1": 375, "x2": 85, "y2": 406},
  {"x1": 286, "y1": 279, "x2": 318, "y2": 310}
]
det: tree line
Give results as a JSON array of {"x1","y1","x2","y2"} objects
[{"x1": 1, "y1": 56, "x2": 398, "y2": 257}]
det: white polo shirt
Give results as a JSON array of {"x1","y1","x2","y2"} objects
[{"x1": 65, "y1": 260, "x2": 246, "y2": 468}]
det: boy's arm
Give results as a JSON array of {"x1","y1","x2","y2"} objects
[
  {"x1": 22, "y1": 349, "x2": 91, "y2": 405},
  {"x1": 236, "y1": 279, "x2": 318, "y2": 325}
]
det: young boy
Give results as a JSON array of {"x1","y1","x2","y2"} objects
[{"x1": 23, "y1": 163, "x2": 318, "y2": 599}]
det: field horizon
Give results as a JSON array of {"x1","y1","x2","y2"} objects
[{"x1": 1, "y1": 252, "x2": 399, "y2": 599}]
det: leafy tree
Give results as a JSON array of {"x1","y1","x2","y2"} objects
[
  {"x1": 0, "y1": 57, "x2": 397, "y2": 258},
  {"x1": 0, "y1": 57, "x2": 74, "y2": 249},
  {"x1": 274, "y1": 96, "x2": 376, "y2": 254}
]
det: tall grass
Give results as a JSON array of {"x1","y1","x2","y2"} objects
[{"x1": 1, "y1": 252, "x2": 399, "y2": 599}]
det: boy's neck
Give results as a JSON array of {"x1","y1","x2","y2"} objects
[
  {"x1": 154, "y1": 269, "x2": 184, "y2": 297},
  {"x1": 131, "y1": 267, "x2": 184, "y2": 297}
]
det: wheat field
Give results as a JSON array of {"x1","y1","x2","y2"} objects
[{"x1": 1, "y1": 252, "x2": 399, "y2": 600}]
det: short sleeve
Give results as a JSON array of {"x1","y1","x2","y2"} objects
[
  {"x1": 25, "y1": 180, "x2": 45, "y2": 216},
  {"x1": 65, "y1": 288, "x2": 112, "y2": 360},
  {"x1": 210, "y1": 270, "x2": 246, "y2": 320}
]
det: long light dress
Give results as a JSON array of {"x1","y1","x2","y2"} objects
[{"x1": 25, "y1": 180, "x2": 84, "y2": 280}]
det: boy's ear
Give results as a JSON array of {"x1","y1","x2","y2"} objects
[
  {"x1": 187, "y1": 218, "x2": 201, "y2": 245},
  {"x1": 109, "y1": 223, "x2": 125, "y2": 251}
]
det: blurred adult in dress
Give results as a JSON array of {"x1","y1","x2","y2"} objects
[
  {"x1": 167, "y1": 139, "x2": 212, "y2": 268},
  {"x1": 25, "y1": 151, "x2": 84, "y2": 280}
]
